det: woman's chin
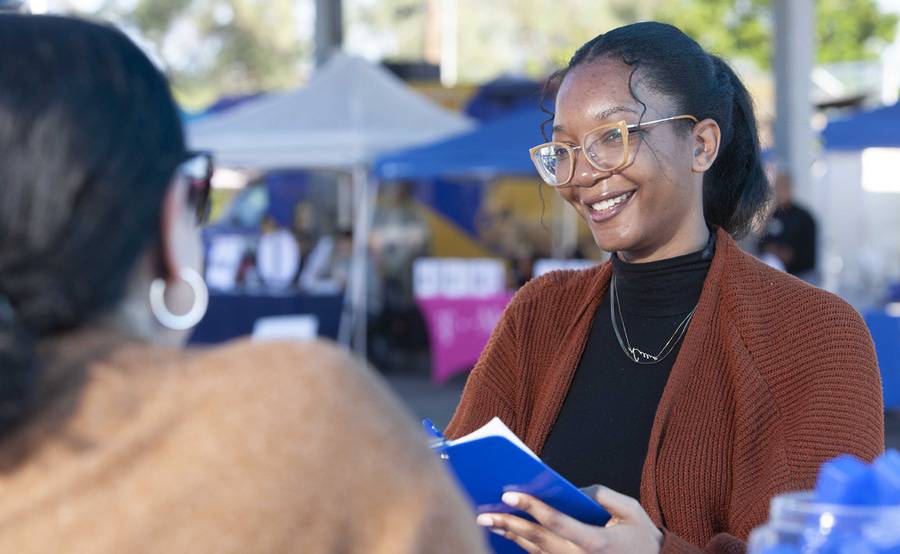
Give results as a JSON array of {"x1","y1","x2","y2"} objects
[{"x1": 589, "y1": 225, "x2": 638, "y2": 254}]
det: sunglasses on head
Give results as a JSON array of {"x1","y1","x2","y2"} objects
[{"x1": 176, "y1": 150, "x2": 213, "y2": 225}]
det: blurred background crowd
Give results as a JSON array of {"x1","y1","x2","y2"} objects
[{"x1": 4, "y1": 0, "x2": 899, "y2": 426}]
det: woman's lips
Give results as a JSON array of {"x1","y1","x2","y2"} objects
[{"x1": 585, "y1": 190, "x2": 635, "y2": 223}]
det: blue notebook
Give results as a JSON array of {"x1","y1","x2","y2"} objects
[{"x1": 424, "y1": 418, "x2": 610, "y2": 554}]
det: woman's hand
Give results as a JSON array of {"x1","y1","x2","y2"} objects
[{"x1": 476, "y1": 485, "x2": 662, "y2": 554}]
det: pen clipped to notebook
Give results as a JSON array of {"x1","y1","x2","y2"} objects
[{"x1": 422, "y1": 418, "x2": 448, "y2": 448}]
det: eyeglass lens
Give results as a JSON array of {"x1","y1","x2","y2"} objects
[{"x1": 532, "y1": 125, "x2": 629, "y2": 185}]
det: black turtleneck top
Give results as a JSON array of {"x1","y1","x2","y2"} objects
[{"x1": 540, "y1": 232, "x2": 716, "y2": 499}]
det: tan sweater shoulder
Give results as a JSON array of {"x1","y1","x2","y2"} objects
[
  {"x1": 0, "y1": 339, "x2": 488, "y2": 554},
  {"x1": 159, "y1": 339, "x2": 489, "y2": 554}
]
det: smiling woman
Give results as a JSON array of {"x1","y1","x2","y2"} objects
[{"x1": 446, "y1": 21, "x2": 884, "y2": 554}]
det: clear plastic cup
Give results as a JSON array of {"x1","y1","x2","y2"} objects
[{"x1": 748, "y1": 491, "x2": 900, "y2": 554}]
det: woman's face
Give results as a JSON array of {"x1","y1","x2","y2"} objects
[{"x1": 553, "y1": 58, "x2": 710, "y2": 262}]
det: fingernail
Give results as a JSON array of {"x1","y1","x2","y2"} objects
[
  {"x1": 476, "y1": 515, "x2": 494, "y2": 527},
  {"x1": 502, "y1": 492, "x2": 520, "y2": 507}
]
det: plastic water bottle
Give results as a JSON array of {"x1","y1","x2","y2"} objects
[{"x1": 749, "y1": 452, "x2": 900, "y2": 554}]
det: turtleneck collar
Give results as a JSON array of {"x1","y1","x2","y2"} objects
[{"x1": 611, "y1": 230, "x2": 716, "y2": 317}]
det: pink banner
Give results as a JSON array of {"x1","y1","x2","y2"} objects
[{"x1": 417, "y1": 293, "x2": 515, "y2": 384}]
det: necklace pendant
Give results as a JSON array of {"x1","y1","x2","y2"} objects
[{"x1": 629, "y1": 347, "x2": 659, "y2": 363}]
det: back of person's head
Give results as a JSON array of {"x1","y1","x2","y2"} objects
[
  {"x1": 0, "y1": 15, "x2": 187, "y2": 438},
  {"x1": 546, "y1": 21, "x2": 769, "y2": 238}
]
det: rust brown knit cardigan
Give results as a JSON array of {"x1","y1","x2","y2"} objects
[{"x1": 446, "y1": 227, "x2": 884, "y2": 553}]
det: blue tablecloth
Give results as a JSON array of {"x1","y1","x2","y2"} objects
[
  {"x1": 189, "y1": 291, "x2": 343, "y2": 344},
  {"x1": 864, "y1": 310, "x2": 900, "y2": 410}
]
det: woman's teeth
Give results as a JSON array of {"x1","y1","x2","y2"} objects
[{"x1": 591, "y1": 192, "x2": 631, "y2": 212}]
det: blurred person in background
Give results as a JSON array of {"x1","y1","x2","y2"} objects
[
  {"x1": 448, "y1": 22, "x2": 882, "y2": 554},
  {"x1": 0, "y1": 15, "x2": 486, "y2": 553},
  {"x1": 368, "y1": 181, "x2": 431, "y2": 372},
  {"x1": 757, "y1": 172, "x2": 818, "y2": 282},
  {"x1": 479, "y1": 207, "x2": 539, "y2": 287},
  {"x1": 299, "y1": 229, "x2": 353, "y2": 295},
  {"x1": 256, "y1": 215, "x2": 301, "y2": 290},
  {"x1": 291, "y1": 201, "x2": 319, "y2": 265}
]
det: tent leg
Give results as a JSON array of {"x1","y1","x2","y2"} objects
[
  {"x1": 340, "y1": 165, "x2": 372, "y2": 356},
  {"x1": 337, "y1": 191, "x2": 355, "y2": 348}
]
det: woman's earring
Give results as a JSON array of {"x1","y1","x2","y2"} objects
[{"x1": 149, "y1": 267, "x2": 209, "y2": 331}]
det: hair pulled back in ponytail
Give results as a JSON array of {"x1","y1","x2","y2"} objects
[
  {"x1": 0, "y1": 15, "x2": 186, "y2": 441},
  {"x1": 544, "y1": 21, "x2": 770, "y2": 238}
]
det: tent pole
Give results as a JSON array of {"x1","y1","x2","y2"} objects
[
  {"x1": 337, "y1": 169, "x2": 355, "y2": 348},
  {"x1": 349, "y1": 164, "x2": 371, "y2": 356}
]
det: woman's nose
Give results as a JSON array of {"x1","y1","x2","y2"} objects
[{"x1": 569, "y1": 149, "x2": 605, "y2": 187}]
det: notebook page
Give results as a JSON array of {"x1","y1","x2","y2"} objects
[{"x1": 448, "y1": 417, "x2": 540, "y2": 461}]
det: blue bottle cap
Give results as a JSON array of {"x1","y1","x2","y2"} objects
[
  {"x1": 873, "y1": 450, "x2": 900, "y2": 505},
  {"x1": 815, "y1": 454, "x2": 880, "y2": 506}
]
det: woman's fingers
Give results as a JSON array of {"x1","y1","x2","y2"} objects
[
  {"x1": 591, "y1": 485, "x2": 645, "y2": 521},
  {"x1": 502, "y1": 492, "x2": 593, "y2": 541},
  {"x1": 477, "y1": 512, "x2": 582, "y2": 553},
  {"x1": 493, "y1": 529, "x2": 545, "y2": 554}
]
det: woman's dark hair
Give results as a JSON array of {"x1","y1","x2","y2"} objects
[
  {"x1": 0, "y1": 15, "x2": 186, "y2": 437},
  {"x1": 543, "y1": 21, "x2": 769, "y2": 238}
]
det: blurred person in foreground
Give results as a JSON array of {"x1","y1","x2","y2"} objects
[
  {"x1": 0, "y1": 15, "x2": 485, "y2": 554},
  {"x1": 758, "y1": 172, "x2": 818, "y2": 282},
  {"x1": 448, "y1": 22, "x2": 882, "y2": 553}
]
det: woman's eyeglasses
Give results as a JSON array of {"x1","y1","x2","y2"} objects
[
  {"x1": 529, "y1": 114, "x2": 698, "y2": 187},
  {"x1": 177, "y1": 151, "x2": 213, "y2": 224}
]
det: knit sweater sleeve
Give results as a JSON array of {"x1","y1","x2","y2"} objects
[
  {"x1": 444, "y1": 282, "x2": 532, "y2": 440},
  {"x1": 660, "y1": 531, "x2": 746, "y2": 553},
  {"x1": 659, "y1": 289, "x2": 884, "y2": 554}
]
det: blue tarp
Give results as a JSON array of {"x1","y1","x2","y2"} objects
[
  {"x1": 464, "y1": 77, "x2": 543, "y2": 122},
  {"x1": 374, "y1": 107, "x2": 549, "y2": 180},
  {"x1": 823, "y1": 102, "x2": 900, "y2": 151}
]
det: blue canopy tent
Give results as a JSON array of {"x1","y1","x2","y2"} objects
[
  {"x1": 464, "y1": 76, "x2": 543, "y2": 122},
  {"x1": 373, "y1": 105, "x2": 585, "y2": 261},
  {"x1": 822, "y1": 102, "x2": 900, "y2": 151},
  {"x1": 374, "y1": 106, "x2": 548, "y2": 181}
]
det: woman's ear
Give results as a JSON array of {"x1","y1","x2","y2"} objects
[
  {"x1": 158, "y1": 175, "x2": 198, "y2": 285},
  {"x1": 691, "y1": 118, "x2": 721, "y2": 173},
  {"x1": 157, "y1": 179, "x2": 181, "y2": 284}
]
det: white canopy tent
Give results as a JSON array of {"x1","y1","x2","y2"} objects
[
  {"x1": 189, "y1": 53, "x2": 472, "y2": 169},
  {"x1": 188, "y1": 53, "x2": 473, "y2": 353}
]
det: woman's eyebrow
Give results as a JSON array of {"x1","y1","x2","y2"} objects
[
  {"x1": 552, "y1": 105, "x2": 640, "y2": 133},
  {"x1": 592, "y1": 106, "x2": 639, "y2": 121}
]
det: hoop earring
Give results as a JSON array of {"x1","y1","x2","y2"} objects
[{"x1": 149, "y1": 268, "x2": 209, "y2": 331}]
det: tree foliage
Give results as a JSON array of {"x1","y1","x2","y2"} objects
[
  {"x1": 347, "y1": 0, "x2": 896, "y2": 82},
  {"x1": 633, "y1": 0, "x2": 897, "y2": 68},
  {"x1": 85, "y1": 0, "x2": 306, "y2": 107},
  {"x1": 76, "y1": 0, "x2": 897, "y2": 104}
]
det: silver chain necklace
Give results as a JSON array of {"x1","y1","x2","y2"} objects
[{"x1": 609, "y1": 274, "x2": 697, "y2": 365}]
